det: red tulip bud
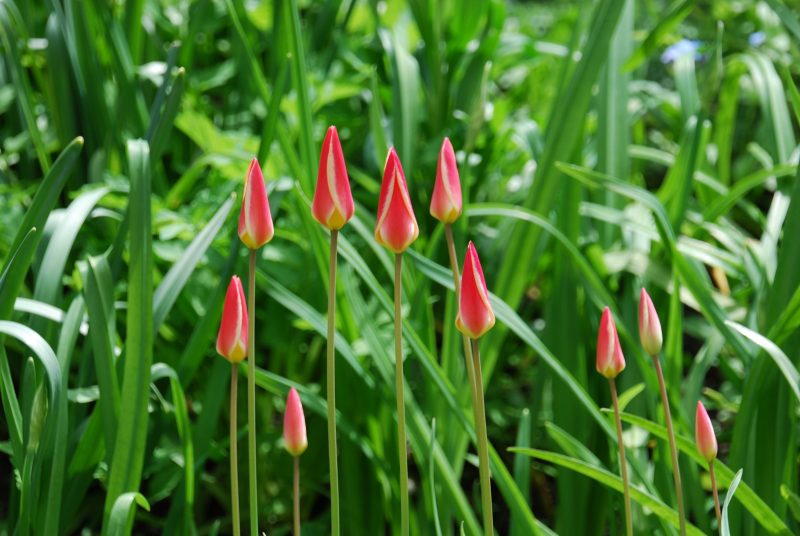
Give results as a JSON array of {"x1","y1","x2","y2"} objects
[
  {"x1": 596, "y1": 307, "x2": 626, "y2": 378},
  {"x1": 312, "y1": 126, "x2": 354, "y2": 230},
  {"x1": 456, "y1": 241, "x2": 496, "y2": 339},
  {"x1": 695, "y1": 401, "x2": 717, "y2": 463},
  {"x1": 375, "y1": 148, "x2": 419, "y2": 253},
  {"x1": 429, "y1": 138, "x2": 462, "y2": 223},
  {"x1": 216, "y1": 276, "x2": 248, "y2": 363},
  {"x1": 283, "y1": 387, "x2": 308, "y2": 457},
  {"x1": 238, "y1": 158, "x2": 274, "y2": 250},
  {"x1": 638, "y1": 288, "x2": 663, "y2": 356}
]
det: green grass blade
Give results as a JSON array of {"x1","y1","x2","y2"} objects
[
  {"x1": 494, "y1": 0, "x2": 625, "y2": 310},
  {"x1": 33, "y1": 187, "x2": 112, "y2": 306},
  {"x1": 725, "y1": 321, "x2": 800, "y2": 404},
  {"x1": 511, "y1": 448, "x2": 705, "y2": 536},
  {"x1": 105, "y1": 492, "x2": 150, "y2": 536},
  {"x1": 510, "y1": 409, "x2": 532, "y2": 536},
  {"x1": 429, "y1": 418, "x2": 443, "y2": 536},
  {"x1": 152, "y1": 193, "x2": 235, "y2": 331},
  {"x1": 151, "y1": 364, "x2": 195, "y2": 533},
  {"x1": 721, "y1": 469, "x2": 744, "y2": 536},
  {"x1": 83, "y1": 254, "x2": 121, "y2": 458},
  {"x1": 614, "y1": 411, "x2": 792, "y2": 534},
  {"x1": 104, "y1": 140, "x2": 153, "y2": 519},
  {"x1": 0, "y1": 345, "x2": 24, "y2": 467},
  {"x1": 0, "y1": 137, "x2": 83, "y2": 321}
]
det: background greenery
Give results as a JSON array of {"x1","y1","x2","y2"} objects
[{"x1": 1, "y1": 0, "x2": 799, "y2": 534}]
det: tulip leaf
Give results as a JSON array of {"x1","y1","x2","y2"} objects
[
  {"x1": 511, "y1": 448, "x2": 705, "y2": 536},
  {"x1": 721, "y1": 469, "x2": 744, "y2": 536}
]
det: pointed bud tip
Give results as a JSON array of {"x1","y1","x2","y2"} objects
[
  {"x1": 695, "y1": 401, "x2": 718, "y2": 462},
  {"x1": 597, "y1": 307, "x2": 625, "y2": 378},
  {"x1": 284, "y1": 387, "x2": 308, "y2": 457},
  {"x1": 455, "y1": 241, "x2": 495, "y2": 339},
  {"x1": 638, "y1": 287, "x2": 663, "y2": 356}
]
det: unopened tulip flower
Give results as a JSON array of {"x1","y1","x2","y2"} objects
[
  {"x1": 596, "y1": 307, "x2": 625, "y2": 379},
  {"x1": 216, "y1": 276, "x2": 248, "y2": 363},
  {"x1": 457, "y1": 241, "x2": 495, "y2": 535},
  {"x1": 456, "y1": 242, "x2": 495, "y2": 339},
  {"x1": 377, "y1": 147, "x2": 418, "y2": 536},
  {"x1": 238, "y1": 157, "x2": 274, "y2": 250},
  {"x1": 695, "y1": 401, "x2": 717, "y2": 462},
  {"x1": 696, "y1": 401, "x2": 721, "y2": 528},
  {"x1": 640, "y1": 289, "x2": 686, "y2": 535},
  {"x1": 429, "y1": 138, "x2": 462, "y2": 224},
  {"x1": 596, "y1": 306, "x2": 632, "y2": 536},
  {"x1": 284, "y1": 387, "x2": 307, "y2": 536},
  {"x1": 638, "y1": 288, "x2": 663, "y2": 356},
  {"x1": 375, "y1": 148, "x2": 419, "y2": 253},
  {"x1": 239, "y1": 157, "x2": 274, "y2": 536},
  {"x1": 284, "y1": 387, "x2": 308, "y2": 457},
  {"x1": 313, "y1": 127, "x2": 351, "y2": 535},
  {"x1": 312, "y1": 126, "x2": 354, "y2": 230},
  {"x1": 217, "y1": 275, "x2": 247, "y2": 534}
]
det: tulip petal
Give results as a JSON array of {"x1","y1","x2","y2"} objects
[
  {"x1": 375, "y1": 148, "x2": 418, "y2": 253},
  {"x1": 456, "y1": 242, "x2": 495, "y2": 339},
  {"x1": 596, "y1": 307, "x2": 625, "y2": 378},
  {"x1": 312, "y1": 126, "x2": 354, "y2": 230},
  {"x1": 216, "y1": 276, "x2": 248, "y2": 363},
  {"x1": 430, "y1": 138, "x2": 462, "y2": 223},
  {"x1": 238, "y1": 158, "x2": 274, "y2": 249},
  {"x1": 284, "y1": 387, "x2": 308, "y2": 456},
  {"x1": 695, "y1": 401, "x2": 718, "y2": 462}
]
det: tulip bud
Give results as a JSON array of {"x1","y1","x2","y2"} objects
[
  {"x1": 429, "y1": 137, "x2": 462, "y2": 224},
  {"x1": 695, "y1": 401, "x2": 717, "y2": 463},
  {"x1": 638, "y1": 288, "x2": 663, "y2": 356},
  {"x1": 375, "y1": 148, "x2": 419, "y2": 253},
  {"x1": 312, "y1": 126, "x2": 354, "y2": 230},
  {"x1": 596, "y1": 307, "x2": 626, "y2": 378},
  {"x1": 216, "y1": 276, "x2": 248, "y2": 363},
  {"x1": 456, "y1": 241, "x2": 496, "y2": 339},
  {"x1": 238, "y1": 158, "x2": 274, "y2": 250},
  {"x1": 283, "y1": 387, "x2": 308, "y2": 457}
]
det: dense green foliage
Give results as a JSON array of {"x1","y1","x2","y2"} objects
[{"x1": 1, "y1": 0, "x2": 800, "y2": 534}]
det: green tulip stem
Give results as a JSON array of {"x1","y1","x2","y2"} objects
[
  {"x1": 470, "y1": 339, "x2": 494, "y2": 536},
  {"x1": 394, "y1": 253, "x2": 409, "y2": 536},
  {"x1": 326, "y1": 230, "x2": 341, "y2": 536},
  {"x1": 609, "y1": 377, "x2": 632, "y2": 536},
  {"x1": 247, "y1": 250, "x2": 258, "y2": 535}
]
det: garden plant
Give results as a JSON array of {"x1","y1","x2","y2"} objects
[{"x1": 1, "y1": 0, "x2": 800, "y2": 535}]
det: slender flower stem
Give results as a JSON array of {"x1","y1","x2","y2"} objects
[
  {"x1": 445, "y1": 224, "x2": 490, "y2": 530},
  {"x1": 293, "y1": 456, "x2": 301, "y2": 536},
  {"x1": 247, "y1": 250, "x2": 258, "y2": 536},
  {"x1": 394, "y1": 253, "x2": 410, "y2": 536},
  {"x1": 444, "y1": 224, "x2": 478, "y2": 404},
  {"x1": 326, "y1": 230, "x2": 341, "y2": 536},
  {"x1": 470, "y1": 339, "x2": 494, "y2": 536},
  {"x1": 230, "y1": 364, "x2": 241, "y2": 535},
  {"x1": 709, "y1": 463, "x2": 721, "y2": 533},
  {"x1": 652, "y1": 355, "x2": 686, "y2": 536},
  {"x1": 609, "y1": 378, "x2": 633, "y2": 536}
]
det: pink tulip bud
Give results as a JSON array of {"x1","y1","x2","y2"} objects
[
  {"x1": 429, "y1": 137, "x2": 462, "y2": 223},
  {"x1": 596, "y1": 307, "x2": 626, "y2": 378},
  {"x1": 216, "y1": 276, "x2": 248, "y2": 363},
  {"x1": 283, "y1": 387, "x2": 308, "y2": 457},
  {"x1": 695, "y1": 401, "x2": 717, "y2": 463},
  {"x1": 456, "y1": 241, "x2": 496, "y2": 339},
  {"x1": 312, "y1": 126, "x2": 355, "y2": 230},
  {"x1": 638, "y1": 288, "x2": 663, "y2": 356},
  {"x1": 374, "y1": 148, "x2": 419, "y2": 253},
  {"x1": 238, "y1": 158, "x2": 274, "y2": 250}
]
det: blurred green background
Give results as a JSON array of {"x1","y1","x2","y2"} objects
[{"x1": 1, "y1": 0, "x2": 800, "y2": 534}]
